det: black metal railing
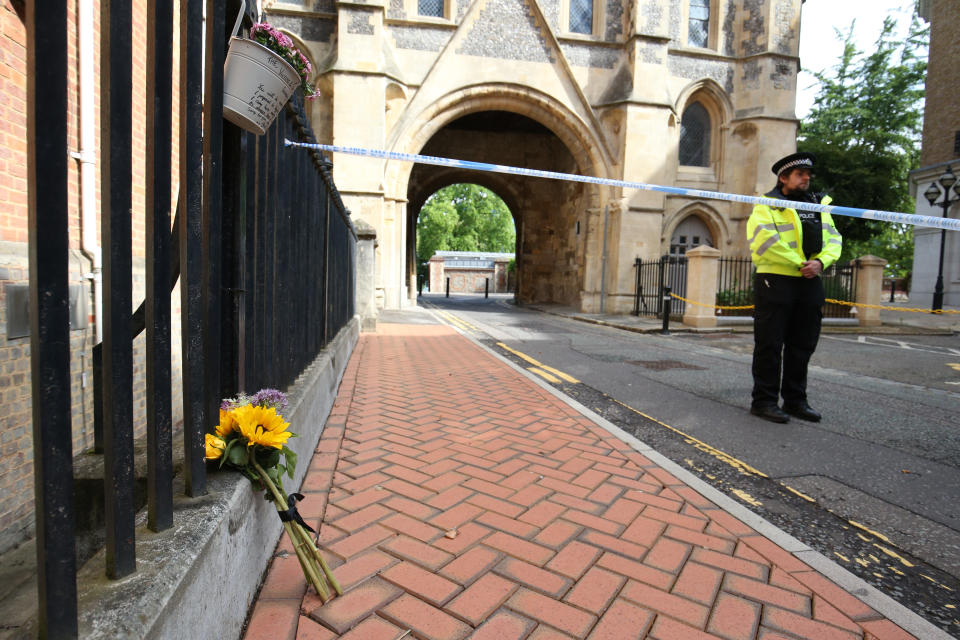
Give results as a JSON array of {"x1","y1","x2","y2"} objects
[
  {"x1": 633, "y1": 255, "x2": 859, "y2": 321},
  {"x1": 632, "y1": 255, "x2": 687, "y2": 318},
  {"x1": 822, "y1": 261, "x2": 858, "y2": 318},
  {"x1": 715, "y1": 256, "x2": 754, "y2": 316},
  {"x1": 27, "y1": 0, "x2": 355, "y2": 635},
  {"x1": 234, "y1": 98, "x2": 356, "y2": 394}
]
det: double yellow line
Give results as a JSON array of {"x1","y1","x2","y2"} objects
[
  {"x1": 433, "y1": 308, "x2": 481, "y2": 333},
  {"x1": 497, "y1": 342, "x2": 580, "y2": 384}
]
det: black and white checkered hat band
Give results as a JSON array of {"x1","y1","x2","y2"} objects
[{"x1": 778, "y1": 158, "x2": 813, "y2": 173}]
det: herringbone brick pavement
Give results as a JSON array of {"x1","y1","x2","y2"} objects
[{"x1": 244, "y1": 323, "x2": 917, "y2": 640}]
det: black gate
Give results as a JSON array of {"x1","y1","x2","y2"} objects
[
  {"x1": 632, "y1": 255, "x2": 688, "y2": 318},
  {"x1": 27, "y1": 1, "x2": 355, "y2": 636}
]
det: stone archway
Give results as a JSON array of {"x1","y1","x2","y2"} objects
[{"x1": 387, "y1": 85, "x2": 616, "y2": 308}]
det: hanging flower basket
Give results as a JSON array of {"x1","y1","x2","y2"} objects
[
  {"x1": 222, "y1": 4, "x2": 320, "y2": 136},
  {"x1": 223, "y1": 37, "x2": 301, "y2": 135}
]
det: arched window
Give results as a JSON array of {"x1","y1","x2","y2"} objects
[
  {"x1": 679, "y1": 102, "x2": 711, "y2": 167},
  {"x1": 569, "y1": 0, "x2": 594, "y2": 34},
  {"x1": 670, "y1": 215, "x2": 714, "y2": 256},
  {"x1": 688, "y1": 0, "x2": 710, "y2": 48}
]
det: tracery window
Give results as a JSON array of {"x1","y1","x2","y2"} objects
[
  {"x1": 689, "y1": 0, "x2": 710, "y2": 48},
  {"x1": 679, "y1": 102, "x2": 710, "y2": 167}
]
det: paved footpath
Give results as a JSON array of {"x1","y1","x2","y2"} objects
[{"x1": 243, "y1": 323, "x2": 923, "y2": 640}]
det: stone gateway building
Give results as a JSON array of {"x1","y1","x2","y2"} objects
[{"x1": 267, "y1": 0, "x2": 805, "y2": 313}]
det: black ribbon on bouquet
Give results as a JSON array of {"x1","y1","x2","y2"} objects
[{"x1": 273, "y1": 492, "x2": 316, "y2": 533}]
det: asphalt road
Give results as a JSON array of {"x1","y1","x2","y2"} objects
[{"x1": 415, "y1": 292, "x2": 960, "y2": 636}]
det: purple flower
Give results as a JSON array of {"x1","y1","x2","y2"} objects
[{"x1": 251, "y1": 388, "x2": 288, "y2": 414}]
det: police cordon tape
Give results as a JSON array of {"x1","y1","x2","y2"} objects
[
  {"x1": 669, "y1": 292, "x2": 960, "y2": 314},
  {"x1": 284, "y1": 140, "x2": 960, "y2": 233}
]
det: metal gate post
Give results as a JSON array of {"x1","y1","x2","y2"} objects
[{"x1": 661, "y1": 286, "x2": 672, "y2": 335}]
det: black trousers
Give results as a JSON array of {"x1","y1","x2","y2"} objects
[{"x1": 751, "y1": 274, "x2": 824, "y2": 408}]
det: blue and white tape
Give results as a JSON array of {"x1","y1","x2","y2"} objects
[{"x1": 284, "y1": 140, "x2": 960, "y2": 232}]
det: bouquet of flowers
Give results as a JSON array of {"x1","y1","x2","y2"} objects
[
  {"x1": 205, "y1": 389, "x2": 341, "y2": 602},
  {"x1": 248, "y1": 23, "x2": 320, "y2": 99}
]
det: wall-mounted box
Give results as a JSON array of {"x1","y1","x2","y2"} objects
[{"x1": 5, "y1": 284, "x2": 88, "y2": 340}]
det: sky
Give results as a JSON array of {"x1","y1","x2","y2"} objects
[{"x1": 797, "y1": 0, "x2": 919, "y2": 119}]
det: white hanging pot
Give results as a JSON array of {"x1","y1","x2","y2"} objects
[{"x1": 223, "y1": 37, "x2": 300, "y2": 136}]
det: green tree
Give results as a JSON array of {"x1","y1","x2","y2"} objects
[
  {"x1": 416, "y1": 184, "x2": 516, "y2": 281},
  {"x1": 798, "y1": 11, "x2": 927, "y2": 277}
]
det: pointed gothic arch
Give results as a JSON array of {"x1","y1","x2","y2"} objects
[
  {"x1": 674, "y1": 79, "x2": 733, "y2": 174},
  {"x1": 662, "y1": 201, "x2": 730, "y2": 254}
]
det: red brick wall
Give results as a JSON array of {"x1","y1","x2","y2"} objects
[
  {"x1": 0, "y1": 0, "x2": 184, "y2": 553},
  {"x1": 0, "y1": 1, "x2": 27, "y2": 244},
  {"x1": 920, "y1": 0, "x2": 960, "y2": 166}
]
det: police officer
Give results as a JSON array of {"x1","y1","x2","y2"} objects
[{"x1": 747, "y1": 152, "x2": 842, "y2": 423}]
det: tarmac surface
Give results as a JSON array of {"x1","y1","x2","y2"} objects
[{"x1": 242, "y1": 306, "x2": 957, "y2": 640}]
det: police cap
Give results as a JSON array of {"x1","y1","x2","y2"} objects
[{"x1": 771, "y1": 152, "x2": 815, "y2": 176}]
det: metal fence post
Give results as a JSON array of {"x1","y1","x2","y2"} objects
[
  {"x1": 661, "y1": 286, "x2": 672, "y2": 335},
  {"x1": 145, "y1": 0, "x2": 175, "y2": 533},
  {"x1": 485, "y1": 278, "x2": 489, "y2": 298},
  {"x1": 28, "y1": 0, "x2": 78, "y2": 632},
  {"x1": 180, "y1": 0, "x2": 207, "y2": 498},
  {"x1": 101, "y1": 0, "x2": 137, "y2": 579},
  {"x1": 446, "y1": 277, "x2": 450, "y2": 298},
  {"x1": 632, "y1": 258, "x2": 641, "y2": 316}
]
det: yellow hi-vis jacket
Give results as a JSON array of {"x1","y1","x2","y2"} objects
[{"x1": 747, "y1": 193, "x2": 843, "y2": 276}]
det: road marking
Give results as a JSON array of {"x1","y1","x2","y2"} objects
[
  {"x1": 731, "y1": 488, "x2": 762, "y2": 506},
  {"x1": 828, "y1": 335, "x2": 960, "y2": 356},
  {"x1": 947, "y1": 363, "x2": 960, "y2": 371},
  {"x1": 874, "y1": 543, "x2": 915, "y2": 568},
  {"x1": 782, "y1": 485, "x2": 816, "y2": 503},
  {"x1": 849, "y1": 520, "x2": 892, "y2": 543},
  {"x1": 527, "y1": 367, "x2": 561, "y2": 383},
  {"x1": 433, "y1": 308, "x2": 480, "y2": 332},
  {"x1": 496, "y1": 342, "x2": 580, "y2": 383},
  {"x1": 608, "y1": 396, "x2": 768, "y2": 478}
]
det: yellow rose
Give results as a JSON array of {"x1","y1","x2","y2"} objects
[
  {"x1": 216, "y1": 409, "x2": 238, "y2": 437},
  {"x1": 205, "y1": 433, "x2": 226, "y2": 460}
]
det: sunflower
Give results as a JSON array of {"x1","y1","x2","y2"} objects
[
  {"x1": 216, "y1": 409, "x2": 238, "y2": 437},
  {"x1": 234, "y1": 404, "x2": 292, "y2": 449},
  {"x1": 205, "y1": 433, "x2": 226, "y2": 460}
]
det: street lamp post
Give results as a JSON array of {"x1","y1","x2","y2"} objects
[{"x1": 923, "y1": 166, "x2": 960, "y2": 311}]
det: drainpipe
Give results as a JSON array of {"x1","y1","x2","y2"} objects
[
  {"x1": 77, "y1": 0, "x2": 102, "y2": 343},
  {"x1": 600, "y1": 205, "x2": 609, "y2": 314}
]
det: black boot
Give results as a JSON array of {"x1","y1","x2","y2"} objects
[
  {"x1": 750, "y1": 405, "x2": 790, "y2": 424},
  {"x1": 783, "y1": 402, "x2": 821, "y2": 422}
]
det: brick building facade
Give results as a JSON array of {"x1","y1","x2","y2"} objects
[
  {"x1": 428, "y1": 251, "x2": 513, "y2": 294},
  {"x1": 910, "y1": 0, "x2": 959, "y2": 308}
]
